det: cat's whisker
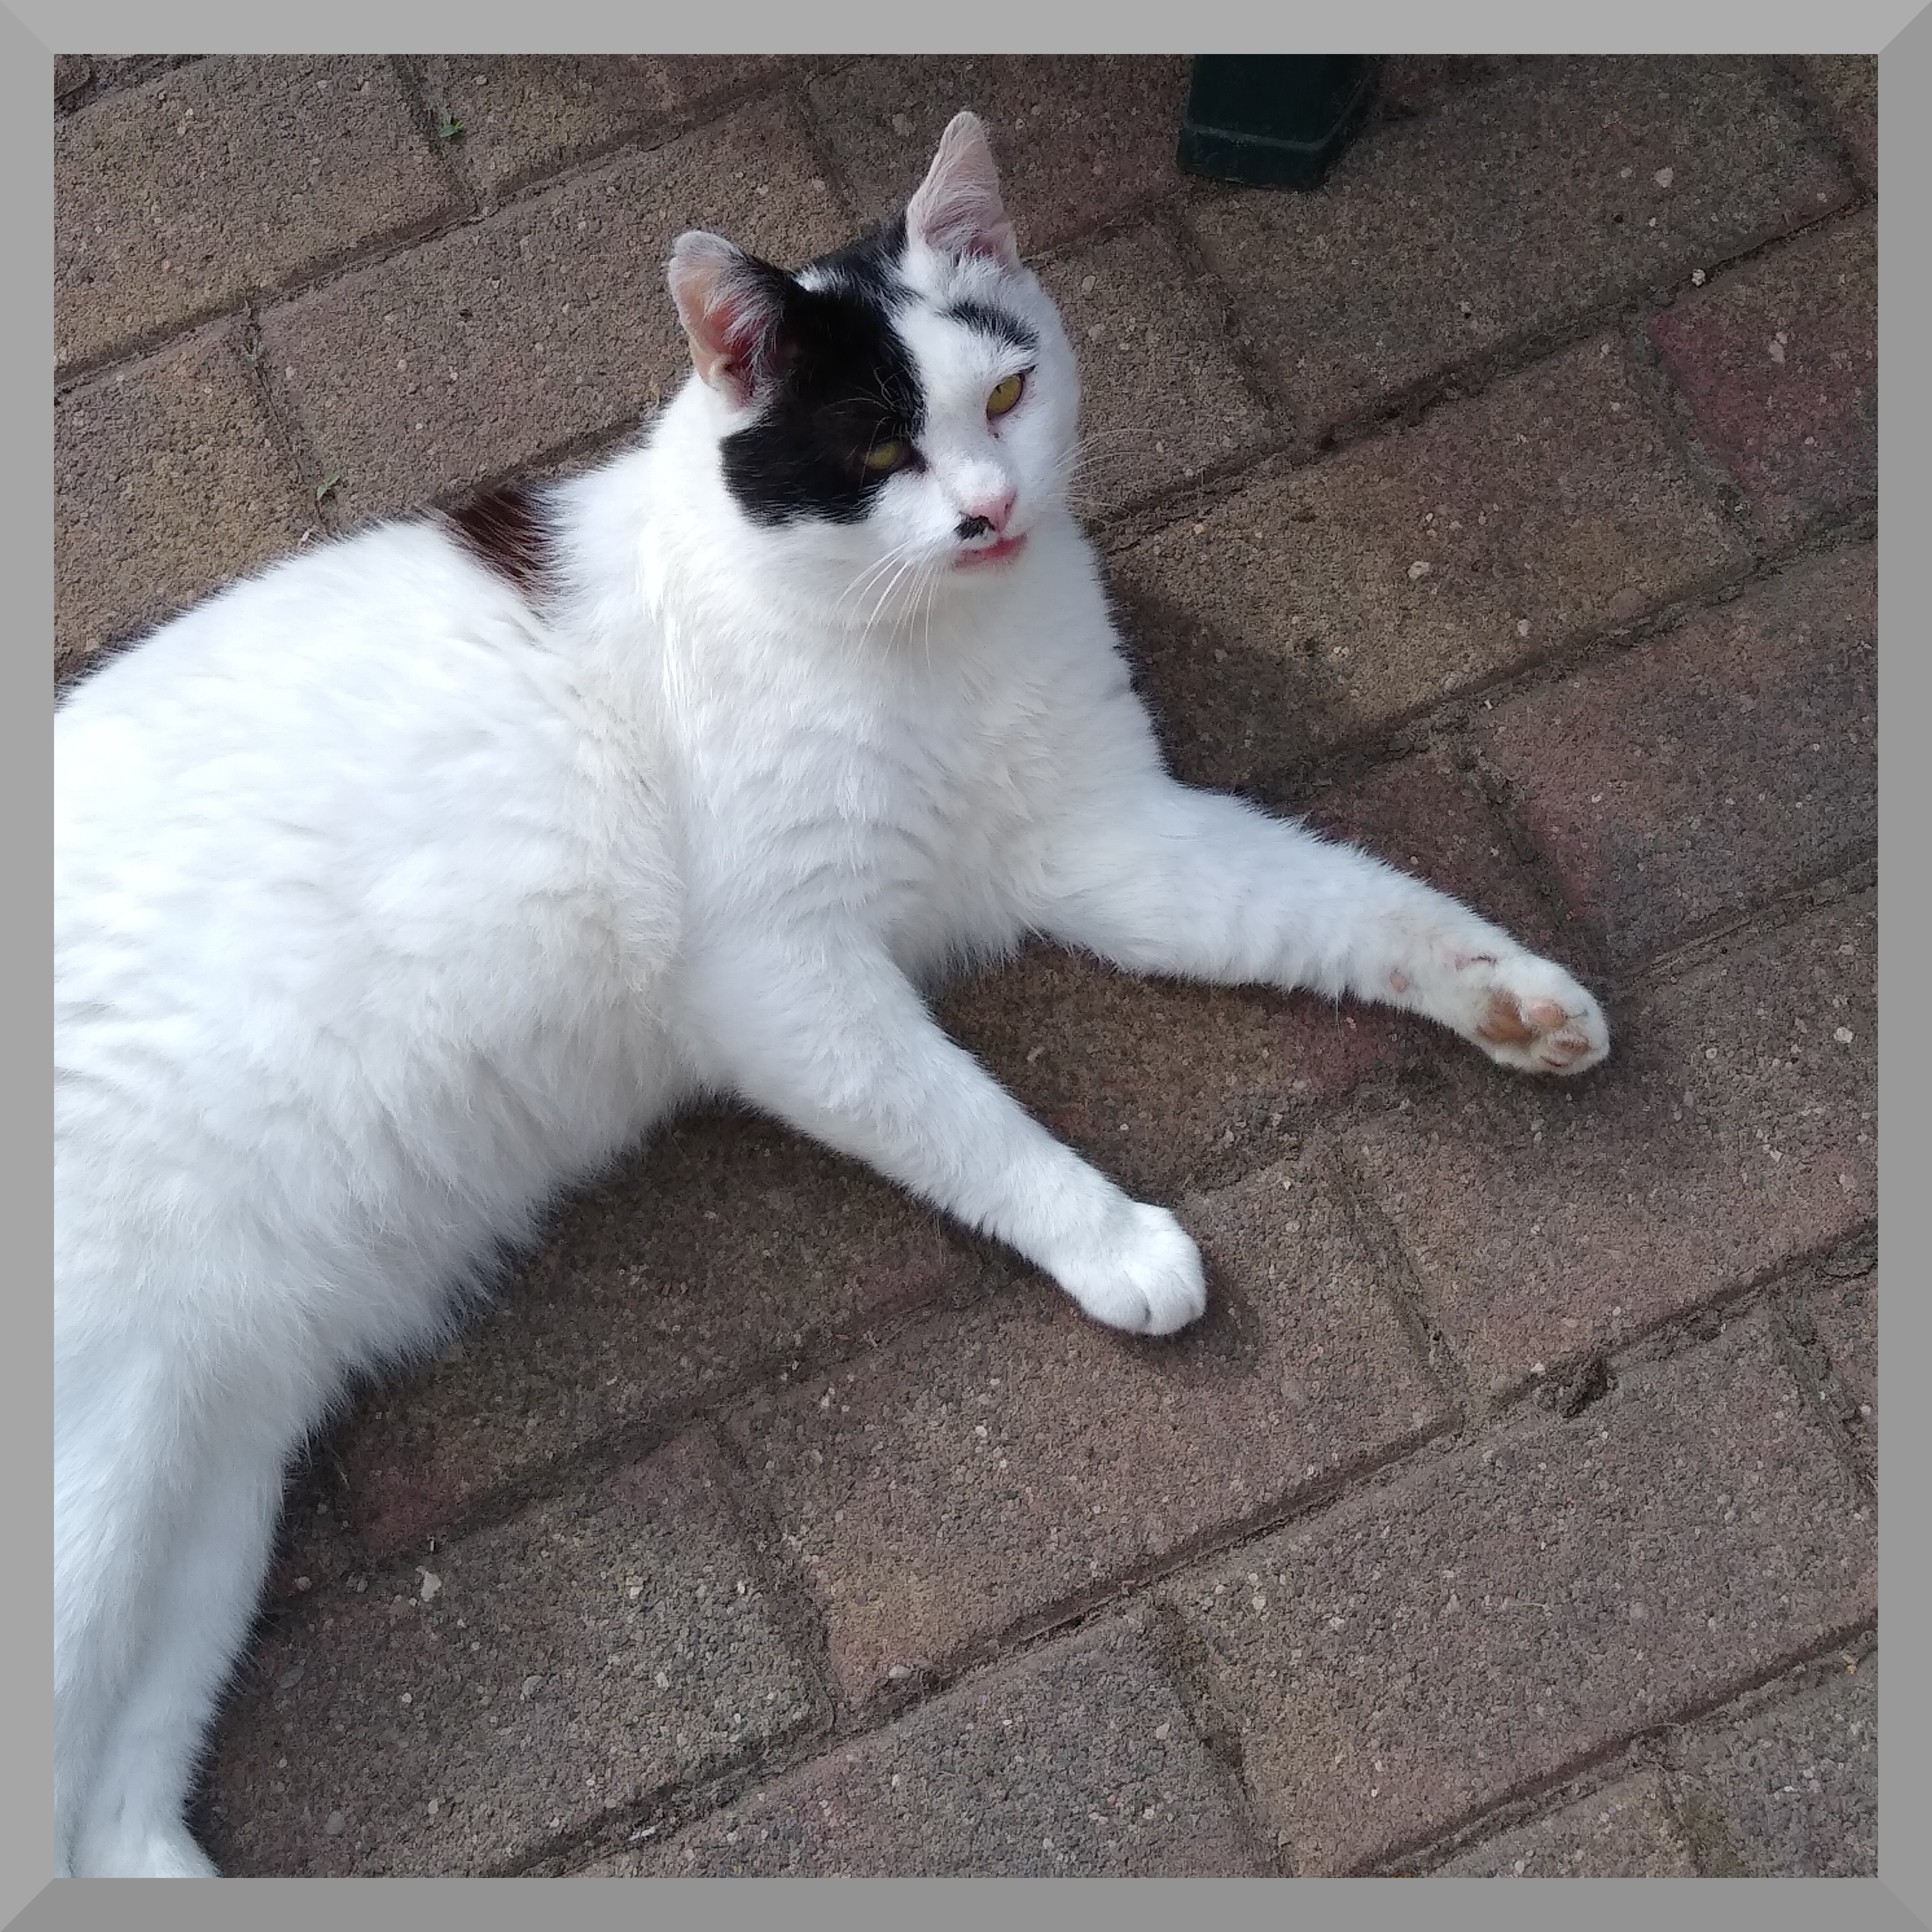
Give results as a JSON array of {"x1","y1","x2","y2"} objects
[
  {"x1": 916, "y1": 556, "x2": 944, "y2": 672},
  {"x1": 837, "y1": 537, "x2": 926, "y2": 619},
  {"x1": 859, "y1": 548, "x2": 928, "y2": 647}
]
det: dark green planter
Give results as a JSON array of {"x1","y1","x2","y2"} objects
[{"x1": 1177, "y1": 55, "x2": 1383, "y2": 189}]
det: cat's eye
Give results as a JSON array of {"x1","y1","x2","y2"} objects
[
  {"x1": 861, "y1": 438, "x2": 910, "y2": 474},
  {"x1": 986, "y1": 372, "x2": 1028, "y2": 419}
]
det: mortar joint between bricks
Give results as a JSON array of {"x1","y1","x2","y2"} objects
[
  {"x1": 427, "y1": 62, "x2": 819, "y2": 219},
  {"x1": 1136, "y1": 1595, "x2": 1288, "y2": 1874},
  {"x1": 1084, "y1": 428, "x2": 1304, "y2": 547},
  {"x1": 388, "y1": 55, "x2": 482, "y2": 221},
  {"x1": 1019, "y1": 180, "x2": 1192, "y2": 279},
  {"x1": 1633, "y1": 189, "x2": 1872, "y2": 366},
  {"x1": 824, "y1": 1410, "x2": 1470, "y2": 1740},
  {"x1": 341, "y1": 1391, "x2": 814, "y2": 1602},
  {"x1": 53, "y1": 54, "x2": 208, "y2": 123},
  {"x1": 1376, "y1": 1733, "x2": 1668, "y2": 1874},
  {"x1": 1606, "y1": 850, "x2": 1877, "y2": 1003},
  {"x1": 1444, "y1": 744, "x2": 1617, "y2": 992},
  {"x1": 699, "y1": 1425, "x2": 844, "y2": 1738},
  {"x1": 1322, "y1": 1133, "x2": 1481, "y2": 1423},
  {"x1": 299, "y1": 1404, "x2": 719, "y2": 1605},
  {"x1": 1768, "y1": 56, "x2": 1879, "y2": 205},
  {"x1": 1662, "y1": 1627, "x2": 1879, "y2": 1770},
  {"x1": 1255, "y1": 197, "x2": 1862, "y2": 477},
  {"x1": 1763, "y1": 1279, "x2": 1877, "y2": 1496},
  {"x1": 1152, "y1": 192, "x2": 1302, "y2": 438},
  {"x1": 229, "y1": 300, "x2": 333, "y2": 552},
  {"x1": 1593, "y1": 1233, "x2": 1877, "y2": 1415},
  {"x1": 516, "y1": 1752, "x2": 780, "y2": 1876},
  {"x1": 1357, "y1": 1611, "x2": 1871, "y2": 1879},
  {"x1": 1649, "y1": 1628, "x2": 1878, "y2": 1875},
  {"x1": 1655, "y1": 1763, "x2": 1750, "y2": 1877},
  {"x1": 789, "y1": 88, "x2": 872, "y2": 245},
  {"x1": 1617, "y1": 313, "x2": 1769, "y2": 556}
]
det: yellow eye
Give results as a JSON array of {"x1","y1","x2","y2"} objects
[
  {"x1": 861, "y1": 438, "x2": 908, "y2": 473},
  {"x1": 986, "y1": 372, "x2": 1027, "y2": 419}
]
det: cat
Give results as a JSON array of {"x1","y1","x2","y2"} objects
[{"x1": 52, "y1": 110, "x2": 1608, "y2": 1877}]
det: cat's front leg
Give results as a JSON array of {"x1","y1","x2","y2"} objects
[
  {"x1": 1034, "y1": 774, "x2": 1608, "y2": 1075},
  {"x1": 680, "y1": 930, "x2": 1206, "y2": 1334}
]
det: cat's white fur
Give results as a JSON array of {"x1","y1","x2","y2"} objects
[{"x1": 52, "y1": 113, "x2": 1607, "y2": 1877}]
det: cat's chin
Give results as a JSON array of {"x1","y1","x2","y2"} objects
[{"x1": 954, "y1": 532, "x2": 1028, "y2": 571}]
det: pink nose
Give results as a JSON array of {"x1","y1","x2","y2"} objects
[{"x1": 962, "y1": 488, "x2": 1016, "y2": 534}]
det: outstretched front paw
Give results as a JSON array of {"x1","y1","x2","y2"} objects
[
  {"x1": 1461, "y1": 952, "x2": 1610, "y2": 1076},
  {"x1": 1056, "y1": 1202, "x2": 1207, "y2": 1336}
]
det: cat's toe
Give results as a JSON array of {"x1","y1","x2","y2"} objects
[
  {"x1": 1058, "y1": 1203, "x2": 1206, "y2": 1336},
  {"x1": 1470, "y1": 959, "x2": 1609, "y2": 1076}
]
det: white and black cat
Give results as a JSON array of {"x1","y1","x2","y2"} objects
[{"x1": 53, "y1": 112, "x2": 1608, "y2": 1877}]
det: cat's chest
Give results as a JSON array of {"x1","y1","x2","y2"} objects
[{"x1": 686, "y1": 660, "x2": 1054, "y2": 921}]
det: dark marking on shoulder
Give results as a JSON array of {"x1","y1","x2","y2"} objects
[
  {"x1": 441, "y1": 480, "x2": 553, "y2": 600},
  {"x1": 942, "y1": 297, "x2": 1037, "y2": 354}
]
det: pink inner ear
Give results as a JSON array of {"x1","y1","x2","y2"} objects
[
  {"x1": 668, "y1": 232, "x2": 783, "y2": 400},
  {"x1": 709, "y1": 284, "x2": 769, "y2": 365},
  {"x1": 907, "y1": 112, "x2": 1019, "y2": 266}
]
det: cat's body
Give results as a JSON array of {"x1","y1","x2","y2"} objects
[{"x1": 53, "y1": 115, "x2": 1608, "y2": 1877}]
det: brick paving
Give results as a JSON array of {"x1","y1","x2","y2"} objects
[
  {"x1": 55, "y1": 55, "x2": 1877, "y2": 1878},
  {"x1": 1431, "y1": 1767, "x2": 1701, "y2": 1876}
]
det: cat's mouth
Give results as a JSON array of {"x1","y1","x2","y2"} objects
[{"x1": 955, "y1": 533, "x2": 1028, "y2": 570}]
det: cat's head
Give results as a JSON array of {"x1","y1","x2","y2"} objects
[{"x1": 666, "y1": 113, "x2": 1079, "y2": 607}]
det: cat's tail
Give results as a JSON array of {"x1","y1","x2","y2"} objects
[{"x1": 55, "y1": 1306, "x2": 292, "y2": 1877}]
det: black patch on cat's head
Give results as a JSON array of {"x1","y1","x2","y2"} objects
[
  {"x1": 441, "y1": 480, "x2": 552, "y2": 598},
  {"x1": 718, "y1": 217, "x2": 928, "y2": 528},
  {"x1": 942, "y1": 296, "x2": 1037, "y2": 355}
]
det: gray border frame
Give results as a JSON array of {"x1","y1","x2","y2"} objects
[
  {"x1": 12, "y1": 2, "x2": 1924, "y2": 1928},
  {"x1": 1875, "y1": 6, "x2": 1924, "y2": 1930}
]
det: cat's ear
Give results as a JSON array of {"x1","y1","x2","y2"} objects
[
  {"x1": 667, "y1": 231, "x2": 790, "y2": 406},
  {"x1": 905, "y1": 111, "x2": 1019, "y2": 270}
]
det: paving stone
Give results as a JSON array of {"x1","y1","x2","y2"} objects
[
  {"x1": 1351, "y1": 891, "x2": 1876, "y2": 1399},
  {"x1": 1106, "y1": 335, "x2": 1750, "y2": 789},
  {"x1": 54, "y1": 322, "x2": 317, "y2": 681},
  {"x1": 729, "y1": 1150, "x2": 1449, "y2": 1707},
  {"x1": 941, "y1": 950, "x2": 1333, "y2": 1207},
  {"x1": 1432, "y1": 1769, "x2": 1696, "y2": 1876},
  {"x1": 418, "y1": 56, "x2": 793, "y2": 200},
  {"x1": 1035, "y1": 218, "x2": 1272, "y2": 518},
  {"x1": 1479, "y1": 542, "x2": 1877, "y2": 968},
  {"x1": 1184, "y1": 56, "x2": 1850, "y2": 444},
  {"x1": 1674, "y1": 1659, "x2": 1877, "y2": 1875},
  {"x1": 258, "y1": 96, "x2": 848, "y2": 525},
  {"x1": 600, "y1": 1619, "x2": 1264, "y2": 1875},
  {"x1": 337, "y1": 1108, "x2": 993, "y2": 1560},
  {"x1": 1372, "y1": 57, "x2": 1526, "y2": 125},
  {"x1": 204, "y1": 1431, "x2": 818, "y2": 1876},
  {"x1": 937, "y1": 749, "x2": 1569, "y2": 1203},
  {"x1": 1163, "y1": 1314, "x2": 1876, "y2": 1875},
  {"x1": 64, "y1": 55, "x2": 202, "y2": 106},
  {"x1": 808, "y1": 57, "x2": 1191, "y2": 257},
  {"x1": 1807, "y1": 1272, "x2": 1876, "y2": 1424},
  {"x1": 55, "y1": 55, "x2": 93, "y2": 109},
  {"x1": 1649, "y1": 212, "x2": 1876, "y2": 546},
  {"x1": 1792, "y1": 56, "x2": 1876, "y2": 190},
  {"x1": 56, "y1": 55, "x2": 457, "y2": 375}
]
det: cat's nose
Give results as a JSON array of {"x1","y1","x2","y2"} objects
[{"x1": 956, "y1": 487, "x2": 1016, "y2": 540}]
